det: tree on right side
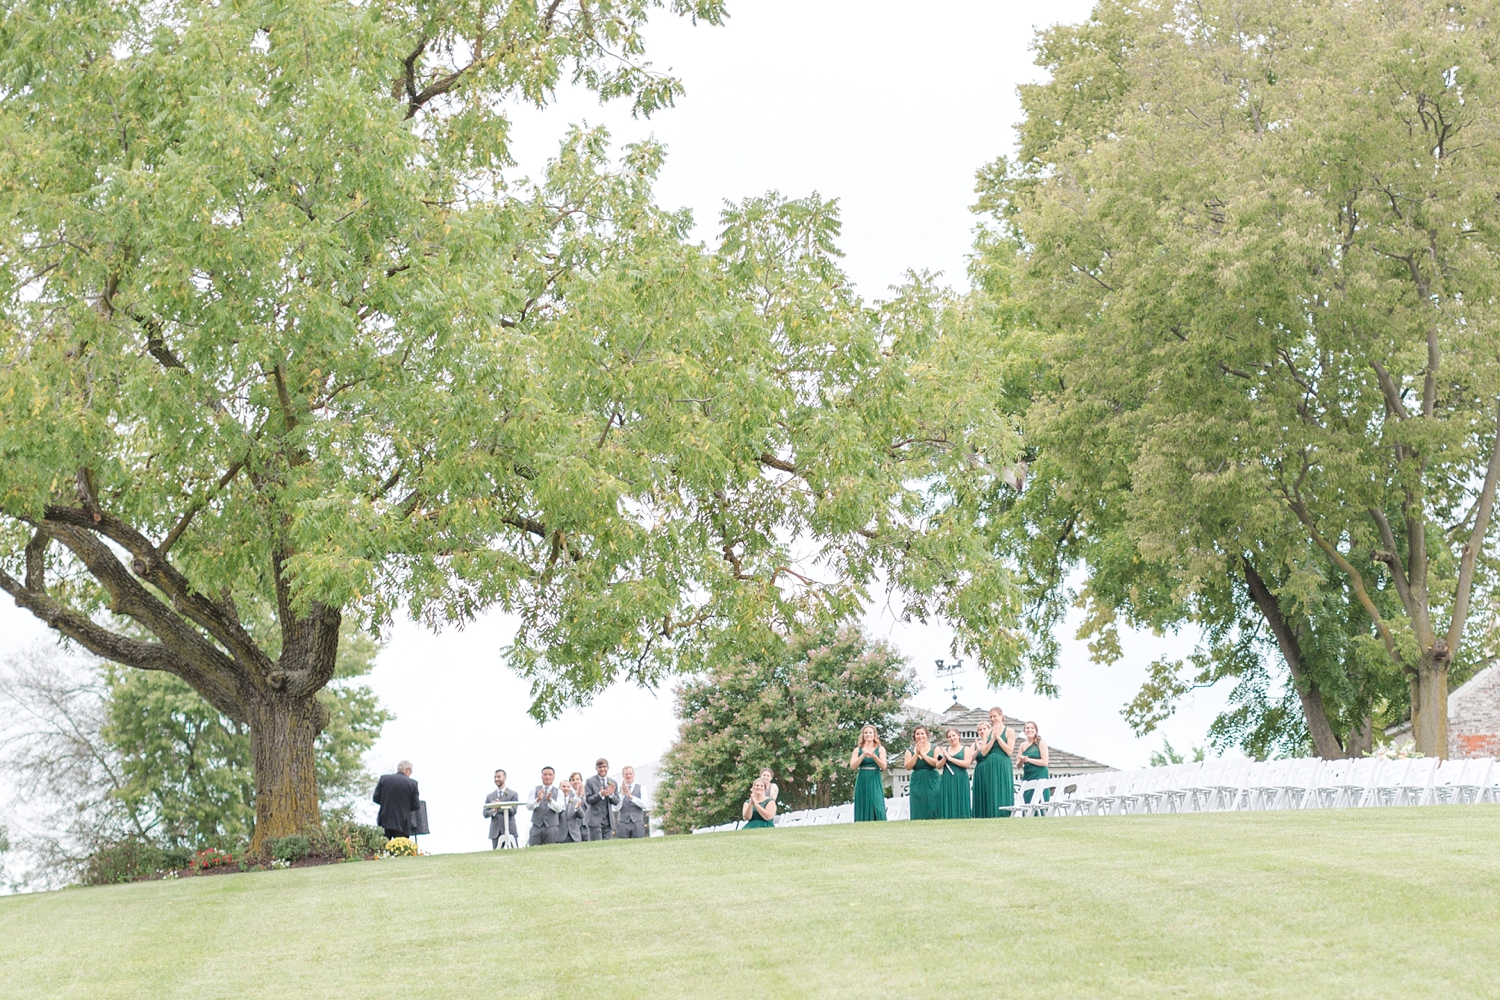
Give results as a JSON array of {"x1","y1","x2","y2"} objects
[{"x1": 983, "y1": 0, "x2": 1500, "y2": 757}]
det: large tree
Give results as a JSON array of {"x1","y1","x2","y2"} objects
[
  {"x1": 654, "y1": 623, "x2": 914, "y2": 832},
  {"x1": 982, "y1": 0, "x2": 1500, "y2": 757},
  {"x1": 0, "y1": 0, "x2": 1018, "y2": 845}
]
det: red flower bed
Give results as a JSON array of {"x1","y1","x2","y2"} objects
[{"x1": 190, "y1": 848, "x2": 236, "y2": 871}]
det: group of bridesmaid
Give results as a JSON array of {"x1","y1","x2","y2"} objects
[{"x1": 847, "y1": 709, "x2": 1052, "y2": 822}]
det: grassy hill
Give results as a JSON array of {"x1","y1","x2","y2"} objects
[{"x1": 3, "y1": 807, "x2": 1498, "y2": 999}]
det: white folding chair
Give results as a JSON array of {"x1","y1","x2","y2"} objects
[
  {"x1": 1138, "y1": 765, "x2": 1180, "y2": 814},
  {"x1": 1307, "y1": 758, "x2": 1347, "y2": 809},
  {"x1": 1030, "y1": 778, "x2": 1065, "y2": 817},
  {"x1": 1210, "y1": 758, "x2": 1251, "y2": 811},
  {"x1": 1371, "y1": 757, "x2": 1412, "y2": 807},
  {"x1": 1182, "y1": 759, "x2": 1222, "y2": 813},
  {"x1": 1155, "y1": 762, "x2": 1201, "y2": 814},
  {"x1": 1077, "y1": 772, "x2": 1120, "y2": 816},
  {"x1": 1386, "y1": 757, "x2": 1434, "y2": 807},
  {"x1": 1115, "y1": 770, "x2": 1156, "y2": 815},
  {"x1": 1091, "y1": 771, "x2": 1134, "y2": 816},
  {"x1": 1050, "y1": 774, "x2": 1098, "y2": 817},
  {"x1": 1430, "y1": 759, "x2": 1467, "y2": 804},
  {"x1": 1275, "y1": 757, "x2": 1319, "y2": 810},
  {"x1": 1015, "y1": 779, "x2": 1060, "y2": 817},
  {"x1": 1333, "y1": 757, "x2": 1381, "y2": 808},
  {"x1": 1246, "y1": 759, "x2": 1290, "y2": 810},
  {"x1": 1467, "y1": 757, "x2": 1498, "y2": 804}
]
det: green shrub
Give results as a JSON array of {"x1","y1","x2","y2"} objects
[
  {"x1": 309, "y1": 820, "x2": 387, "y2": 860},
  {"x1": 270, "y1": 835, "x2": 310, "y2": 864},
  {"x1": 81, "y1": 841, "x2": 167, "y2": 885}
]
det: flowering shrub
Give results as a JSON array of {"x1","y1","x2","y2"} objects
[
  {"x1": 190, "y1": 848, "x2": 236, "y2": 871},
  {"x1": 382, "y1": 837, "x2": 418, "y2": 857},
  {"x1": 1367, "y1": 740, "x2": 1424, "y2": 761}
]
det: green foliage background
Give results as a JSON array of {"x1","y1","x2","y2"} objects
[{"x1": 656, "y1": 624, "x2": 914, "y2": 832}]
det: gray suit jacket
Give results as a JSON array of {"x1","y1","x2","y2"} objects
[
  {"x1": 484, "y1": 787, "x2": 519, "y2": 839},
  {"x1": 563, "y1": 791, "x2": 586, "y2": 842},
  {"x1": 584, "y1": 774, "x2": 620, "y2": 829},
  {"x1": 530, "y1": 784, "x2": 563, "y2": 832},
  {"x1": 616, "y1": 782, "x2": 646, "y2": 823}
]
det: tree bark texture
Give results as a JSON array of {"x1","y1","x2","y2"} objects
[
  {"x1": 249, "y1": 694, "x2": 327, "y2": 850},
  {"x1": 1410, "y1": 647, "x2": 1450, "y2": 761},
  {"x1": 1242, "y1": 561, "x2": 1346, "y2": 759}
]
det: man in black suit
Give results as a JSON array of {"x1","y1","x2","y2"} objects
[{"x1": 373, "y1": 760, "x2": 421, "y2": 839}]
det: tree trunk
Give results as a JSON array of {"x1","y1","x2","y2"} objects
[
  {"x1": 1243, "y1": 561, "x2": 1345, "y2": 759},
  {"x1": 1409, "y1": 645, "x2": 1450, "y2": 758},
  {"x1": 248, "y1": 693, "x2": 327, "y2": 852}
]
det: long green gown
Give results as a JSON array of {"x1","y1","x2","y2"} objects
[
  {"x1": 1020, "y1": 743, "x2": 1051, "y2": 806},
  {"x1": 909, "y1": 753, "x2": 941, "y2": 820},
  {"x1": 853, "y1": 751, "x2": 887, "y2": 822},
  {"x1": 742, "y1": 797, "x2": 775, "y2": 829},
  {"x1": 972, "y1": 731, "x2": 1016, "y2": 818},
  {"x1": 939, "y1": 746, "x2": 972, "y2": 819}
]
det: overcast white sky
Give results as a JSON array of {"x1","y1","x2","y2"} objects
[{"x1": 1, "y1": 0, "x2": 1236, "y2": 857}]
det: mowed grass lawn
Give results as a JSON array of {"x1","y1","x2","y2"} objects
[{"x1": 3, "y1": 807, "x2": 1498, "y2": 999}]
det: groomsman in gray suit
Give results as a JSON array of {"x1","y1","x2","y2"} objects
[
  {"x1": 528, "y1": 767, "x2": 565, "y2": 846},
  {"x1": 583, "y1": 758, "x2": 619, "y2": 842},
  {"x1": 615, "y1": 765, "x2": 648, "y2": 839},
  {"x1": 483, "y1": 769, "x2": 519, "y2": 849},
  {"x1": 562, "y1": 771, "x2": 587, "y2": 843}
]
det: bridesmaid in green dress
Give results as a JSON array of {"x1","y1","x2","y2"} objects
[
  {"x1": 937, "y1": 727, "x2": 974, "y2": 819},
  {"x1": 741, "y1": 777, "x2": 777, "y2": 829},
  {"x1": 971, "y1": 707, "x2": 1016, "y2": 818},
  {"x1": 1018, "y1": 720, "x2": 1051, "y2": 810},
  {"x1": 848, "y1": 724, "x2": 888, "y2": 821},
  {"x1": 904, "y1": 725, "x2": 942, "y2": 820}
]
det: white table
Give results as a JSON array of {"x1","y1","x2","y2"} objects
[{"x1": 485, "y1": 800, "x2": 522, "y2": 849}]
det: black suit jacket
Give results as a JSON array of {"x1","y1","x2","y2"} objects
[{"x1": 373, "y1": 772, "x2": 421, "y2": 834}]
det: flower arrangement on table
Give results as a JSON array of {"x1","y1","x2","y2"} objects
[
  {"x1": 382, "y1": 837, "x2": 418, "y2": 857},
  {"x1": 190, "y1": 848, "x2": 236, "y2": 871}
]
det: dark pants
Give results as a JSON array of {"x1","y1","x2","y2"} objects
[
  {"x1": 528, "y1": 825, "x2": 556, "y2": 847},
  {"x1": 585, "y1": 823, "x2": 612, "y2": 842},
  {"x1": 383, "y1": 828, "x2": 406, "y2": 840},
  {"x1": 616, "y1": 815, "x2": 647, "y2": 839}
]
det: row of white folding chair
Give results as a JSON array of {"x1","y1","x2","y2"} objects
[
  {"x1": 1429, "y1": 757, "x2": 1495, "y2": 804},
  {"x1": 1042, "y1": 755, "x2": 1499, "y2": 817}
]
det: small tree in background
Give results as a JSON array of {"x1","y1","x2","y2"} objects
[{"x1": 656, "y1": 624, "x2": 915, "y2": 832}]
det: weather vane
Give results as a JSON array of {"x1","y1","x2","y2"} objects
[{"x1": 934, "y1": 658, "x2": 965, "y2": 703}]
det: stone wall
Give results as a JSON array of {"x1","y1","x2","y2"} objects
[{"x1": 1450, "y1": 666, "x2": 1500, "y2": 759}]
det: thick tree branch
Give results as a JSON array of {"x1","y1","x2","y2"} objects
[
  {"x1": 1285, "y1": 497, "x2": 1399, "y2": 664},
  {"x1": 0, "y1": 567, "x2": 181, "y2": 674},
  {"x1": 1368, "y1": 506, "x2": 1414, "y2": 610},
  {"x1": 1446, "y1": 404, "x2": 1500, "y2": 652},
  {"x1": 43, "y1": 505, "x2": 271, "y2": 674},
  {"x1": 1242, "y1": 559, "x2": 1344, "y2": 759},
  {"x1": 1371, "y1": 361, "x2": 1411, "y2": 421},
  {"x1": 0, "y1": 560, "x2": 248, "y2": 721}
]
